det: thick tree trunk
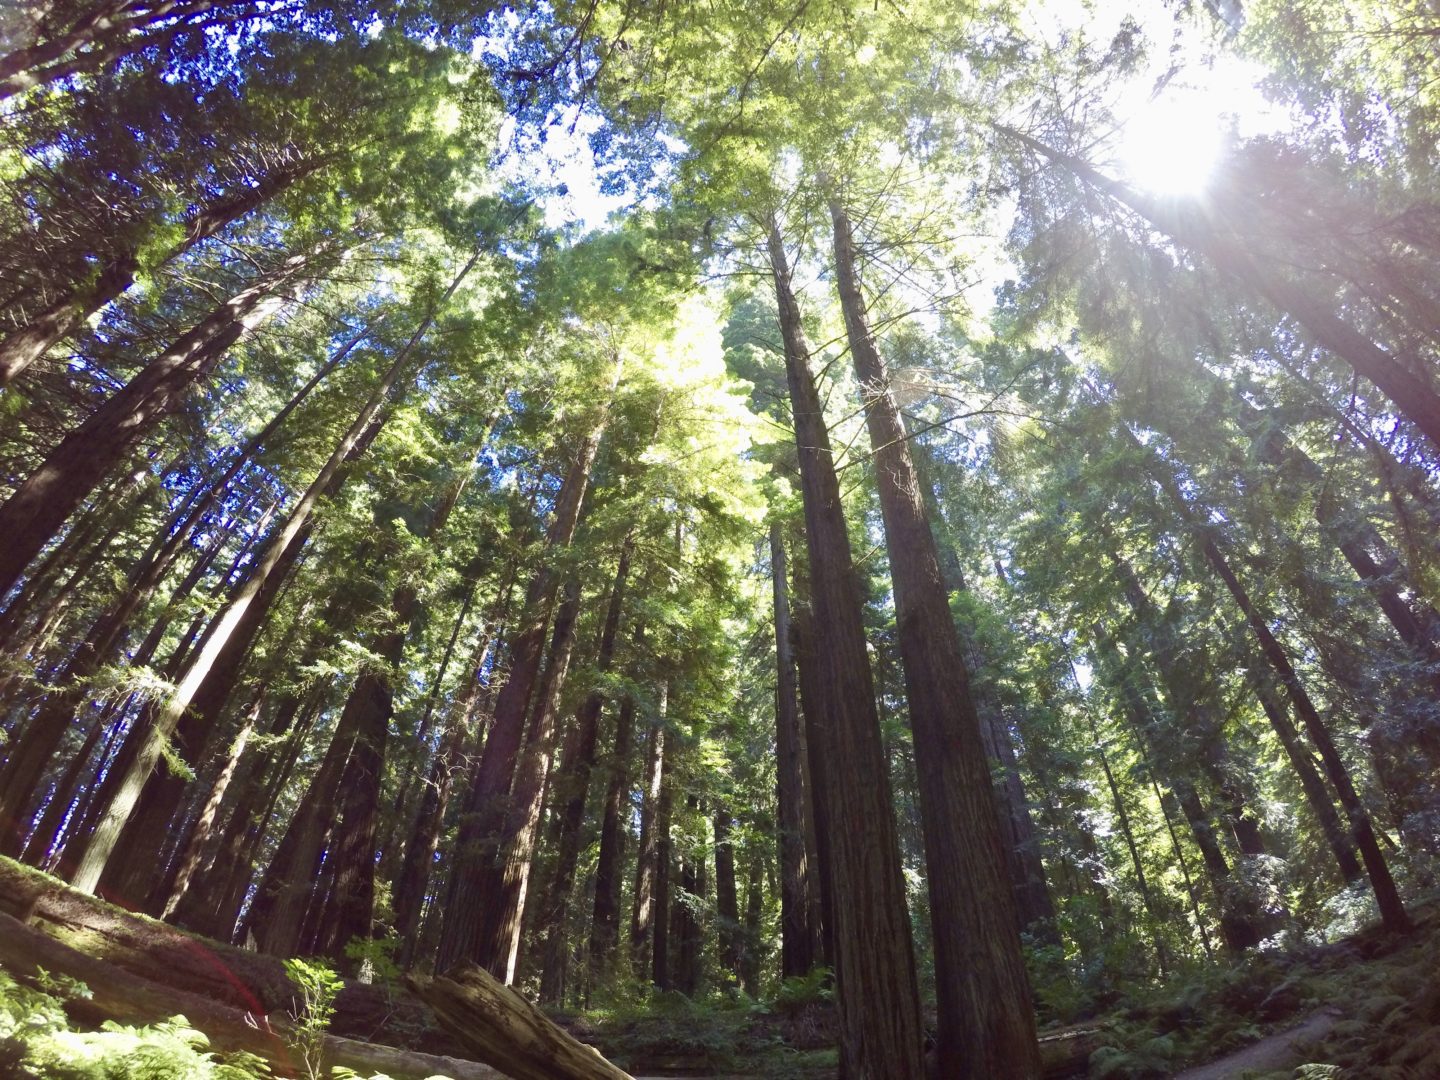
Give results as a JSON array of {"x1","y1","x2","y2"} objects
[
  {"x1": 0, "y1": 910, "x2": 505, "y2": 1080},
  {"x1": 0, "y1": 251, "x2": 316, "y2": 599},
  {"x1": 766, "y1": 219, "x2": 925, "y2": 1078},
  {"x1": 827, "y1": 198, "x2": 1039, "y2": 1077},
  {"x1": 437, "y1": 402, "x2": 610, "y2": 972},
  {"x1": 768, "y1": 521, "x2": 818, "y2": 978},
  {"x1": 410, "y1": 963, "x2": 634, "y2": 1080}
]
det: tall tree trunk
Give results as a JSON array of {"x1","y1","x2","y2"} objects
[
  {"x1": 0, "y1": 157, "x2": 325, "y2": 386},
  {"x1": 629, "y1": 685, "x2": 667, "y2": 979},
  {"x1": 436, "y1": 397, "x2": 612, "y2": 972},
  {"x1": 827, "y1": 197, "x2": 1039, "y2": 1077},
  {"x1": 995, "y1": 124, "x2": 1440, "y2": 451},
  {"x1": 651, "y1": 742, "x2": 672, "y2": 992},
  {"x1": 671, "y1": 797, "x2": 703, "y2": 997},
  {"x1": 471, "y1": 579, "x2": 582, "y2": 982},
  {"x1": 529, "y1": 539, "x2": 632, "y2": 995},
  {"x1": 788, "y1": 556, "x2": 835, "y2": 970},
  {"x1": 768, "y1": 521, "x2": 818, "y2": 978},
  {"x1": 581, "y1": 692, "x2": 634, "y2": 996},
  {"x1": 766, "y1": 218, "x2": 925, "y2": 1078},
  {"x1": 713, "y1": 808, "x2": 741, "y2": 985},
  {"x1": 393, "y1": 564, "x2": 519, "y2": 968},
  {"x1": 1126, "y1": 425, "x2": 1408, "y2": 929},
  {"x1": 64, "y1": 249, "x2": 480, "y2": 895},
  {"x1": 740, "y1": 848, "x2": 763, "y2": 996},
  {"x1": 0, "y1": 250, "x2": 319, "y2": 599},
  {"x1": 1092, "y1": 626, "x2": 1261, "y2": 953}
]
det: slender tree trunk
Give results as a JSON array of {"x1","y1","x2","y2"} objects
[
  {"x1": 582, "y1": 692, "x2": 634, "y2": 995},
  {"x1": 1200, "y1": 538, "x2": 1409, "y2": 929},
  {"x1": 64, "y1": 250, "x2": 480, "y2": 895},
  {"x1": 629, "y1": 685, "x2": 666, "y2": 979},
  {"x1": 827, "y1": 196, "x2": 1039, "y2": 1077},
  {"x1": 1128, "y1": 425, "x2": 1409, "y2": 930},
  {"x1": 740, "y1": 848, "x2": 762, "y2": 995},
  {"x1": 713, "y1": 808, "x2": 741, "y2": 985},
  {"x1": 0, "y1": 157, "x2": 324, "y2": 386},
  {"x1": 768, "y1": 521, "x2": 818, "y2": 978},
  {"x1": 436, "y1": 397, "x2": 612, "y2": 972},
  {"x1": 0, "y1": 250, "x2": 318, "y2": 599},
  {"x1": 1092, "y1": 625, "x2": 1260, "y2": 952},
  {"x1": 766, "y1": 218, "x2": 925, "y2": 1078},
  {"x1": 651, "y1": 745, "x2": 672, "y2": 992}
]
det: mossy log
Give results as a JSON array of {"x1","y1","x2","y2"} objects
[
  {"x1": 410, "y1": 962, "x2": 634, "y2": 1080},
  {"x1": 1038, "y1": 1023, "x2": 1105, "y2": 1077},
  {"x1": 0, "y1": 910, "x2": 504, "y2": 1079},
  {"x1": 0, "y1": 856, "x2": 458, "y2": 1054}
]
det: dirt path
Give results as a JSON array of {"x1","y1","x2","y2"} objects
[{"x1": 1172, "y1": 1008, "x2": 1342, "y2": 1080}]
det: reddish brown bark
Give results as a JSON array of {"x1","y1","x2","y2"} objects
[
  {"x1": 766, "y1": 218, "x2": 924, "y2": 1077},
  {"x1": 828, "y1": 194, "x2": 1040, "y2": 1078},
  {"x1": 436, "y1": 407, "x2": 609, "y2": 972},
  {"x1": 0, "y1": 250, "x2": 319, "y2": 599}
]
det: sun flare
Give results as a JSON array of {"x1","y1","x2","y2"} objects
[{"x1": 1117, "y1": 91, "x2": 1225, "y2": 196}]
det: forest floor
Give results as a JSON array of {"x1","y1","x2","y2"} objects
[
  {"x1": 1084, "y1": 894, "x2": 1440, "y2": 1079},
  {"x1": 2, "y1": 852, "x2": 1439, "y2": 1079}
]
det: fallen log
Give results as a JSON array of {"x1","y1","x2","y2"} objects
[
  {"x1": 410, "y1": 962, "x2": 634, "y2": 1080},
  {"x1": 0, "y1": 910, "x2": 504, "y2": 1079},
  {"x1": 1038, "y1": 1022, "x2": 1106, "y2": 1077},
  {"x1": 0, "y1": 856, "x2": 458, "y2": 1054}
]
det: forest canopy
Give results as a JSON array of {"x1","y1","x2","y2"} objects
[{"x1": 1, "y1": 0, "x2": 1439, "y2": 1077}]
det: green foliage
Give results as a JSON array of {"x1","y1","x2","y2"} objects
[
  {"x1": 772, "y1": 968, "x2": 833, "y2": 1012},
  {"x1": 282, "y1": 957, "x2": 345, "y2": 1080},
  {"x1": 0, "y1": 969, "x2": 270, "y2": 1079}
]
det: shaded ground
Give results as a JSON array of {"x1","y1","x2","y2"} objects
[{"x1": 1172, "y1": 1009, "x2": 1341, "y2": 1080}]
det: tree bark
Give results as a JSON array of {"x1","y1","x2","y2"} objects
[
  {"x1": 64, "y1": 250, "x2": 479, "y2": 895},
  {"x1": 410, "y1": 963, "x2": 634, "y2": 1080},
  {"x1": 437, "y1": 401, "x2": 612, "y2": 972},
  {"x1": 518, "y1": 540, "x2": 630, "y2": 991},
  {"x1": 827, "y1": 197, "x2": 1039, "y2": 1077},
  {"x1": 471, "y1": 578, "x2": 582, "y2": 982},
  {"x1": 629, "y1": 685, "x2": 666, "y2": 979},
  {"x1": 766, "y1": 218, "x2": 924, "y2": 1078},
  {"x1": 768, "y1": 520, "x2": 819, "y2": 978},
  {"x1": 713, "y1": 807, "x2": 741, "y2": 984},
  {"x1": 583, "y1": 692, "x2": 634, "y2": 993},
  {"x1": 0, "y1": 250, "x2": 318, "y2": 599}
]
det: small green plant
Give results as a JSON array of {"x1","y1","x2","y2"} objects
[{"x1": 282, "y1": 957, "x2": 345, "y2": 1080}]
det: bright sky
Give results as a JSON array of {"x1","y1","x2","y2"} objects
[{"x1": 494, "y1": 107, "x2": 629, "y2": 231}]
